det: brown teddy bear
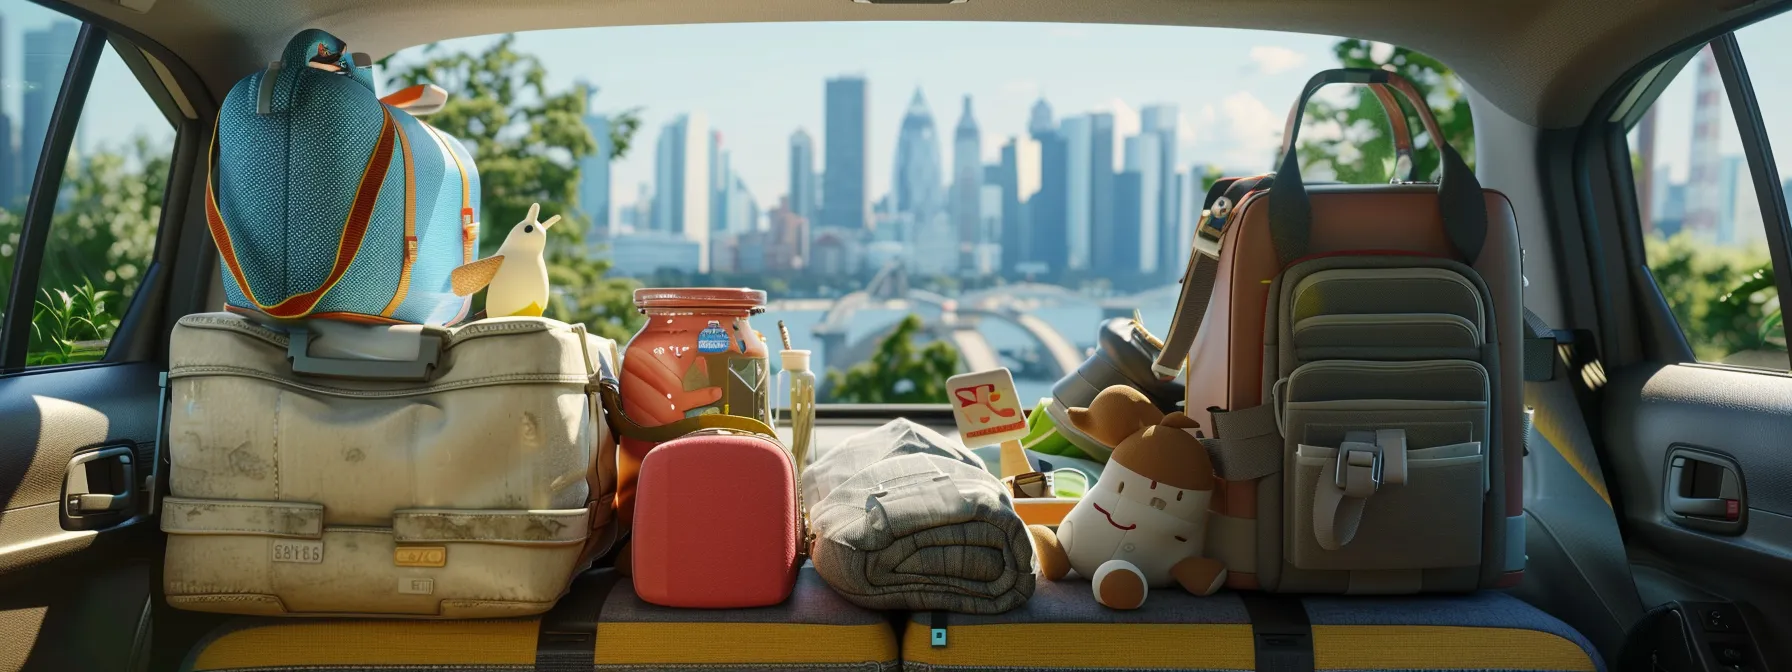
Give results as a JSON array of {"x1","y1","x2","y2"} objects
[{"x1": 1027, "y1": 385, "x2": 1228, "y2": 609}]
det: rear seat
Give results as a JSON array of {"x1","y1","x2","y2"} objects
[
  {"x1": 901, "y1": 579, "x2": 1602, "y2": 672},
  {"x1": 181, "y1": 566, "x2": 901, "y2": 671},
  {"x1": 184, "y1": 566, "x2": 1599, "y2": 672}
]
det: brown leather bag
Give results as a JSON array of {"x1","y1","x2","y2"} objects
[{"x1": 1154, "y1": 69, "x2": 1527, "y2": 594}]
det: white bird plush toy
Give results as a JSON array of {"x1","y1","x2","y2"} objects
[{"x1": 451, "y1": 202, "x2": 558, "y2": 318}]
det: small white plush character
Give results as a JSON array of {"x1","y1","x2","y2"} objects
[
  {"x1": 1029, "y1": 385, "x2": 1227, "y2": 609},
  {"x1": 451, "y1": 202, "x2": 558, "y2": 317}
]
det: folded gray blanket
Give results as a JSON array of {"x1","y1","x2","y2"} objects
[{"x1": 805, "y1": 419, "x2": 1035, "y2": 614}]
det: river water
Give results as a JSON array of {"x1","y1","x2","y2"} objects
[{"x1": 759, "y1": 296, "x2": 1180, "y2": 405}]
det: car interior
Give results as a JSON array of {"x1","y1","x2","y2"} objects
[{"x1": 2, "y1": 0, "x2": 1791, "y2": 671}]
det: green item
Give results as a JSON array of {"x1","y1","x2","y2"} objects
[
  {"x1": 1050, "y1": 469, "x2": 1088, "y2": 498},
  {"x1": 1021, "y1": 398, "x2": 1096, "y2": 461}
]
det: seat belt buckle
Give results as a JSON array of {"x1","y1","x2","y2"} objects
[
  {"x1": 1193, "y1": 218, "x2": 1223, "y2": 260},
  {"x1": 929, "y1": 611, "x2": 948, "y2": 647}
]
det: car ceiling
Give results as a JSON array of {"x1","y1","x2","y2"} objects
[{"x1": 51, "y1": 0, "x2": 1790, "y2": 129}]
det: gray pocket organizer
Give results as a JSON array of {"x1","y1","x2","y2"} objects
[
  {"x1": 1279, "y1": 359, "x2": 1490, "y2": 572},
  {"x1": 1290, "y1": 267, "x2": 1485, "y2": 333},
  {"x1": 1292, "y1": 313, "x2": 1480, "y2": 361}
]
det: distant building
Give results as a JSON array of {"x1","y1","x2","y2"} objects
[
  {"x1": 823, "y1": 76, "x2": 870, "y2": 231},
  {"x1": 710, "y1": 132, "x2": 730, "y2": 233},
  {"x1": 998, "y1": 136, "x2": 1041, "y2": 275},
  {"x1": 1111, "y1": 171, "x2": 1144, "y2": 282},
  {"x1": 894, "y1": 89, "x2": 945, "y2": 220},
  {"x1": 1124, "y1": 132, "x2": 1163, "y2": 275},
  {"x1": 653, "y1": 113, "x2": 711, "y2": 271},
  {"x1": 604, "y1": 232, "x2": 702, "y2": 276},
  {"x1": 1718, "y1": 155, "x2": 1743, "y2": 245},
  {"x1": 789, "y1": 129, "x2": 817, "y2": 225},
  {"x1": 1032, "y1": 129, "x2": 1069, "y2": 275},
  {"x1": 811, "y1": 228, "x2": 861, "y2": 276},
  {"x1": 22, "y1": 20, "x2": 78, "y2": 201},
  {"x1": 577, "y1": 101, "x2": 612, "y2": 246},
  {"x1": 1028, "y1": 98, "x2": 1055, "y2": 138},
  {"x1": 951, "y1": 96, "x2": 982, "y2": 272},
  {"x1": 0, "y1": 16, "x2": 13, "y2": 209},
  {"x1": 975, "y1": 181, "x2": 1004, "y2": 276},
  {"x1": 908, "y1": 212, "x2": 958, "y2": 276},
  {"x1": 1061, "y1": 115, "x2": 1091, "y2": 271},
  {"x1": 1141, "y1": 104, "x2": 1180, "y2": 274},
  {"x1": 1088, "y1": 113, "x2": 1117, "y2": 276},
  {"x1": 766, "y1": 197, "x2": 809, "y2": 272}
]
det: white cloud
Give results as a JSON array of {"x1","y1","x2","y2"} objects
[
  {"x1": 1250, "y1": 46, "x2": 1307, "y2": 75},
  {"x1": 1368, "y1": 41, "x2": 1396, "y2": 64},
  {"x1": 1186, "y1": 91, "x2": 1286, "y2": 172}
]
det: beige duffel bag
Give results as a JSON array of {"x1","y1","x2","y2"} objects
[{"x1": 161, "y1": 313, "x2": 618, "y2": 618}]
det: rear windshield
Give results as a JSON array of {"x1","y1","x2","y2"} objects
[{"x1": 383, "y1": 23, "x2": 1472, "y2": 405}]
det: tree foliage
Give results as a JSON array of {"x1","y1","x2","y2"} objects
[
  {"x1": 383, "y1": 35, "x2": 645, "y2": 341},
  {"x1": 825, "y1": 314, "x2": 960, "y2": 403},
  {"x1": 1298, "y1": 40, "x2": 1475, "y2": 183},
  {"x1": 1646, "y1": 233, "x2": 1785, "y2": 364},
  {"x1": 0, "y1": 135, "x2": 169, "y2": 365}
]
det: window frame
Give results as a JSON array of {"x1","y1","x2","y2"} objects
[
  {"x1": 1605, "y1": 25, "x2": 1792, "y2": 374},
  {"x1": 0, "y1": 22, "x2": 108, "y2": 373},
  {"x1": 0, "y1": 3, "x2": 207, "y2": 376}
]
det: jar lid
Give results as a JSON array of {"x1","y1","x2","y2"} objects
[{"x1": 633, "y1": 287, "x2": 767, "y2": 310}]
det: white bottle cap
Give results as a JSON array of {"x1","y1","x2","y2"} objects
[{"x1": 781, "y1": 349, "x2": 811, "y2": 372}]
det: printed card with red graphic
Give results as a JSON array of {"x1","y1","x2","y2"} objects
[{"x1": 946, "y1": 369, "x2": 1028, "y2": 447}]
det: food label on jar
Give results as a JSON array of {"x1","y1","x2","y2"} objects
[{"x1": 697, "y1": 321, "x2": 731, "y2": 353}]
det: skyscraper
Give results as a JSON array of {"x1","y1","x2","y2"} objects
[
  {"x1": 1032, "y1": 130, "x2": 1069, "y2": 275},
  {"x1": 710, "y1": 132, "x2": 734, "y2": 234},
  {"x1": 893, "y1": 88, "x2": 944, "y2": 219},
  {"x1": 952, "y1": 96, "x2": 982, "y2": 272},
  {"x1": 823, "y1": 76, "x2": 869, "y2": 231},
  {"x1": 0, "y1": 16, "x2": 14, "y2": 209},
  {"x1": 1088, "y1": 114, "x2": 1117, "y2": 276},
  {"x1": 1028, "y1": 98, "x2": 1055, "y2": 138},
  {"x1": 1140, "y1": 104, "x2": 1181, "y2": 273},
  {"x1": 789, "y1": 129, "x2": 817, "y2": 225},
  {"x1": 1124, "y1": 133, "x2": 1162, "y2": 275},
  {"x1": 23, "y1": 21, "x2": 77, "y2": 191},
  {"x1": 998, "y1": 136, "x2": 1041, "y2": 274},
  {"x1": 1111, "y1": 171, "x2": 1144, "y2": 283},
  {"x1": 1060, "y1": 115, "x2": 1092, "y2": 271},
  {"x1": 1685, "y1": 46, "x2": 1723, "y2": 238},
  {"x1": 652, "y1": 113, "x2": 712, "y2": 271},
  {"x1": 576, "y1": 94, "x2": 612, "y2": 243}
]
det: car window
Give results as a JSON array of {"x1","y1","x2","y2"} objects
[
  {"x1": 0, "y1": 0, "x2": 174, "y2": 368},
  {"x1": 1630, "y1": 33, "x2": 1788, "y2": 370},
  {"x1": 385, "y1": 26, "x2": 1473, "y2": 404},
  {"x1": 1736, "y1": 15, "x2": 1792, "y2": 238}
]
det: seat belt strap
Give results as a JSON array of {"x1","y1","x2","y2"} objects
[
  {"x1": 536, "y1": 570, "x2": 621, "y2": 672},
  {"x1": 1241, "y1": 592, "x2": 1314, "y2": 672},
  {"x1": 1153, "y1": 175, "x2": 1271, "y2": 378}
]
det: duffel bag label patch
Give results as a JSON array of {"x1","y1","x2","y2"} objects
[
  {"x1": 399, "y1": 577, "x2": 435, "y2": 595},
  {"x1": 395, "y1": 546, "x2": 447, "y2": 567},
  {"x1": 271, "y1": 539, "x2": 324, "y2": 564}
]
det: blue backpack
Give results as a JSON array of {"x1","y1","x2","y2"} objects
[{"x1": 207, "y1": 29, "x2": 480, "y2": 325}]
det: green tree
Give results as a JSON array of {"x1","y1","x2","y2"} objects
[
  {"x1": 825, "y1": 314, "x2": 960, "y2": 403},
  {"x1": 1298, "y1": 40, "x2": 1474, "y2": 183},
  {"x1": 383, "y1": 36, "x2": 645, "y2": 341},
  {"x1": 1645, "y1": 232, "x2": 1785, "y2": 363},
  {"x1": 0, "y1": 135, "x2": 169, "y2": 365}
]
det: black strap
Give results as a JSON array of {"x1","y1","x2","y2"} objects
[
  {"x1": 929, "y1": 610, "x2": 949, "y2": 648},
  {"x1": 1269, "y1": 68, "x2": 1487, "y2": 267},
  {"x1": 536, "y1": 571, "x2": 621, "y2": 672},
  {"x1": 1241, "y1": 593, "x2": 1314, "y2": 672}
]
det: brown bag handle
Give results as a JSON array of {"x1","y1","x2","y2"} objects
[{"x1": 595, "y1": 377, "x2": 778, "y2": 443}]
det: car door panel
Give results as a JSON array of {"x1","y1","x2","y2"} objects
[
  {"x1": 0, "y1": 362, "x2": 163, "y2": 671},
  {"x1": 1605, "y1": 363, "x2": 1792, "y2": 645}
]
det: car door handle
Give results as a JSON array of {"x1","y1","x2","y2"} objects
[
  {"x1": 64, "y1": 446, "x2": 135, "y2": 524},
  {"x1": 1664, "y1": 447, "x2": 1746, "y2": 533}
]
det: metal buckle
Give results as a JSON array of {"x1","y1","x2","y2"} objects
[
  {"x1": 1333, "y1": 445, "x2": 1384, "y2": 492},
  {"x1": 1194, "y1": 220, "x2": 1223, "y2": 260}
]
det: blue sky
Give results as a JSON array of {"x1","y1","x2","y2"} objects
[{"x1": 5, "y1": 1, "x2": 1790, "y2": 217}]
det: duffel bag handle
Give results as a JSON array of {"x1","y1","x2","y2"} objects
[
  {"x1": 1271, "y1": 68, "x2": 1486, "y2": 267},
  {"x1": 1277, "y1": 82, "x2": 1431, "y2": 183},
  {"x1": 595, "y1": 378, "x2": 779, "y2": 443},
  {"x1": 286, "y1": 323, "x2": 448, "y2": 382}
]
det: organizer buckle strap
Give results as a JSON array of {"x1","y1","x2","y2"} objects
[{"x1": 1312, "y1": 428, "x2": 1408, "y2": 551}]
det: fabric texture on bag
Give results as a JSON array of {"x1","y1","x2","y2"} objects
[
  {"x1": 162, "y1": 312, "x2": 617, "y2": 618},
  {"x1": 805, "y1": 419, "x2": 1035, "y2": 614}
]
